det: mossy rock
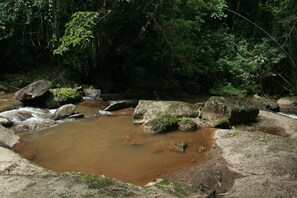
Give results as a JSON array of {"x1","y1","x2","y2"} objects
[
  {"x1": 213, "y1": 118, "x2": 231, "y2": 129},
  {"x1": 178, "y1": 118, "x2": 197, "y2": 131},
  {"x1": 45, "y1": 87, "x2": 82, "y2": 108},
  {"x1": 52, "y1": 104, "x2": 76, "y2": 120},
  {"x1": 144, "y1": 114, "x2": 179, "y2": 134}
]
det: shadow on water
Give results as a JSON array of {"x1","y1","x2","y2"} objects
[{"x1": 14, "y1": 110, "x2": 215, "y2": 185}]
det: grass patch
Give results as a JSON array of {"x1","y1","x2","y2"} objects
[
  {"x1": 152, "y1": 179, "x2": 198, "y2": 197},
  {"x1": 77, "y1": 174, "x2": 113, "y2": 189}
]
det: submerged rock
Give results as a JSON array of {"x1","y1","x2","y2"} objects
[
  {"x1": 202, "y1": 96, "x2": 259, "y2": 127},
  {"x1": 104, "y1": 100, "x2": 138, "y2": 111},
  {"x1": 133, "y1": 100, "x2": 202, "y2": 125},
  {"x1": 0, "y1": 125, "x2": 19, "y2": 148},
  {"x1": 52, "y1": 104, "x2": 76, "y2": 120},
  {"x1": 15, "y1": 80, "x2": 52, "y2": 102}
]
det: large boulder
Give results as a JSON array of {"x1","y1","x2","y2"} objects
[
  {"x1": 0, "y1": 125, "x2": 19, "y2": 148},
  {"x1": 202, "y1": 96, "x2": 259, "y2": 126},
  {"x1": 104, "y1": 100, "x2": 138, "y2": 111},
  {"x1": 133, "y1": 100, "x2": 202, "y2": 125},
  {"x1": 52, "y1": 104, "x2": 76, "y2": 120},
  {"x1": 15, "y1": 80, "x2": 52, "y2": 102}
]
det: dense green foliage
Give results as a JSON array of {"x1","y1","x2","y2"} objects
[
  {"x1": 0, "y1": 0, "x2": 296, "y2": 95},
  {"x1": 45, "y1": 87, "x2": 83, "y2": 108}
]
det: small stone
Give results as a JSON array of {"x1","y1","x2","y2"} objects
[
  {"x1": 174, "y1": 141, "x2": 187, "y2": 153},
  {"x1": 98, "y1": 110, "x2": 113, "y2": 117}
]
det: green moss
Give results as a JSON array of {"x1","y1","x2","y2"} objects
[
  {"x1": 145, "y1": 114, "x2": 179, "y2": 133},
  {"x1": 77, "y1": 174, "x2": 113, "y2": 189},
  {"x1": 152, "y1": 179, "x2": 196, "y2": 197},
  {"x1": 209, "y1": 83, "x2": 247, "y2": 96},
  {"x1": 46, "y1": 87, "x2": 82, "y2": 108},
  {"x1": 213, "y1": 118, "x2": 231, "y2": 129},
  {"x1": 178, "y1": 118, "x2": 197, "y2": 131}
]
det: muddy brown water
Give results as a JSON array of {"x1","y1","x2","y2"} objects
[{"x1": 14, "y1": 108, "x2": 215, "y2": 185}]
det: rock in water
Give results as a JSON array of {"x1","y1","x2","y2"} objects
[
  {"x1": 0, "y1": 125, "x2": 19, "y2": 148},
  {"x1": 83, "y1": 88, "x2": 102, "y2": 99},
  {"x1": 15, "y1": 80, "x2": 52, "y2": 102},
  {"x1": 202, "y1": 96, "x2": 259, "y2": 127},
  {"x1": 52, "y1": 104, "x2": 76, "y2": 120},
  {"x1": 104, "y1": 100, "x2": 138, "y2": 111},
  {"x1": 133, "y1": 100, "x2": 202, "y2": 125},
  {"x1": 172, "y1": 141, "x2": 187, "y2": 153}
]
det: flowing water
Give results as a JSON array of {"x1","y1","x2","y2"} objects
[{"x1": 14, "y1": 107, "x2": 215, "y2": 185}]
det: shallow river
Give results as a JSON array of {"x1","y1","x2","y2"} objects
[{"x1": 13, "y1": 107, "x2": 215, "y2": 185}]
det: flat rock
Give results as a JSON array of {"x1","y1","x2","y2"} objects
[
  {"x1": 235, "y1": 110, "x2": 297, "y2": 137},
  {"x1": 133, "y1": 100, "x2": 202, "y2": 125},
  {"x1": 215, "y1": 130, "x2": 297, "y2": 176},
  {"x1": 0, "y1": 146, "x2": 45, "y2": 175},
  {"x1": 0, "y1": 125, "x2": 20, "y2": 148},
  {"x1": 215, "y1": 129, "x2": 297, "y2": 197},
  {"x1": 104, "y1": 100, "x2": 138, "y2": 111},
  {"x1": 15, "y1": 80, "x2": 52, "y2": 102},
  {"x1": 225, "y1": 175, "x2": 297, "y2": 198}
]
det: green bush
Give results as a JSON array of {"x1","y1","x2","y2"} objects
[
  {"x1": 45, "y1": 87, "x2": 82, "y2": 108},
  {"x1": 209, "y1": 83, "x2": 247, "y2": 96}
]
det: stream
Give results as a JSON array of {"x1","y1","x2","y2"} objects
[
  {"x1": 0, "y1": 98, "x2": 214, "y2": 185},
  {"x1": 1, "y1": 93, "x2": 296, "y2": 185}
]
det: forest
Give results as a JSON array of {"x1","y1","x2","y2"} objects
[{"x1": 0, "y1": 0, "x2": 296, "y2": 97}]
